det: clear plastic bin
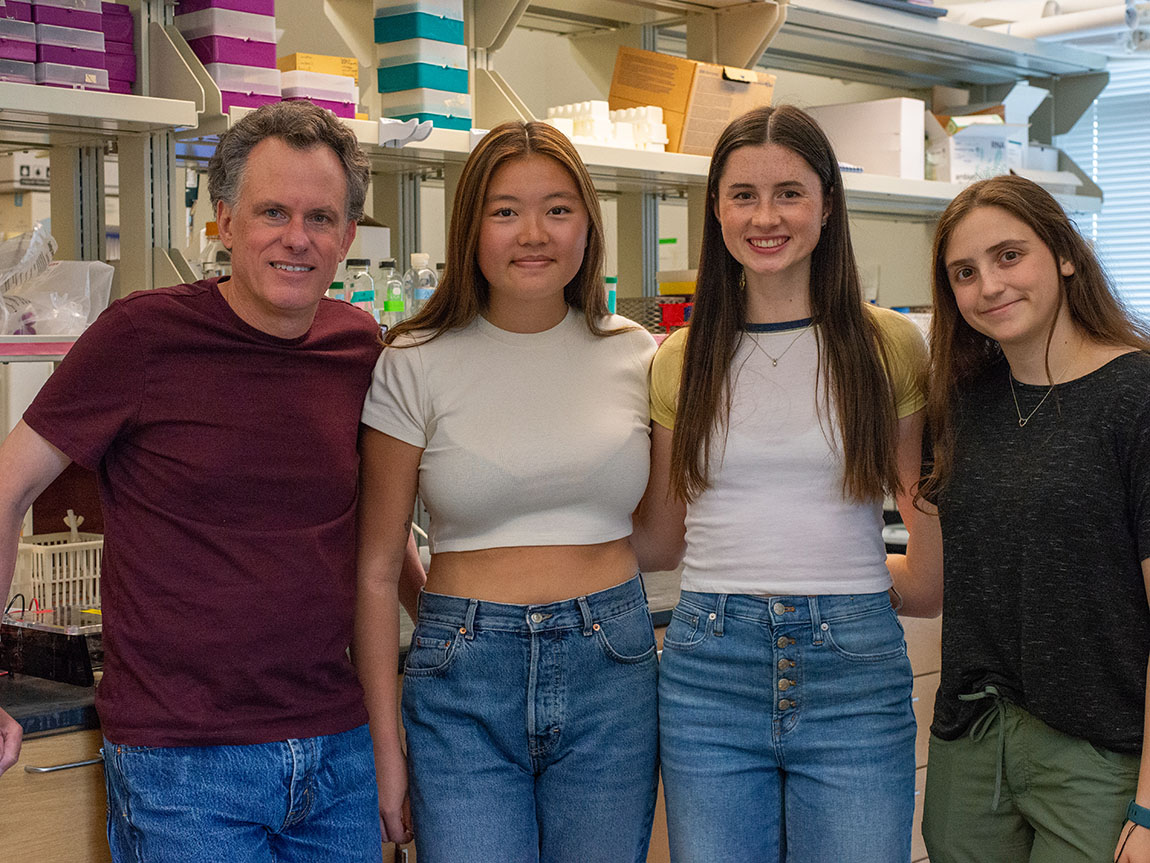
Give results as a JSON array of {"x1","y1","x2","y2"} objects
[
  {"x1": 31, "y1": 0, "x2": 102, "y2": 12},
  {"x1": 35, "y1": 21, "x2": 105, "y2": 49},
  {"x1": 174, "y1": 7, "x2": 276, "y2": 43},
  {"x1": 280, "y1": 69, "x2": 357, "y2": 102},
  {"x1": 35, "y1": 60, "x2": 108, "y2": 88},
  {"x1": 0, "y1": 18, "x2": 35, "y2": 40},
  {"x1": 9, "y1": 531, "x2": 103, "y2": 611},
  {"x1": 375, "y1": 37, "x2": 466, "y2": 70},
  {"x1": 205, "y1": 61, "x2": 281, "y2": 96},
  {"x1": 0, "y1": 57, "x2": 35, "y2": 82},
  {"x1": 379, "y1": 85, "x2": 470, "y2": 119}
]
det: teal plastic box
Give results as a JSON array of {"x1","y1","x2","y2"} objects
[
  {"x1": 392, "y1": 112, "x2": 471, "y2": 130},
  {"x1": 374, "y1": 11, "x2": 463, "y2": 44},
  {"x1": 377, "y1": 63, "x2": 467, "y2": 94}
]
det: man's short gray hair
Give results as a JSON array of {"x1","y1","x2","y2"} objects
[{"x1": 207, "y1": 101, "x2": 371, "y2": 222}]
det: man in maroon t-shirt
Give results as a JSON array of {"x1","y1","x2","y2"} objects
[{"x1": 0, "y1": 101, "x2": 423, "y2": 861}]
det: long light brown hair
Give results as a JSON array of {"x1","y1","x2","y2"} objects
[
  {"x1": 921, "y1": 174, "x2": 1150, "y2": 501},
  {"x1": 669, "y1": 104, "x2": 899, "y2": 504},
  {"x1": 385, "y1": 121, "x2": 620, "y2": 346}
]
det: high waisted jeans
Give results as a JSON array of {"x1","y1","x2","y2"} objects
[
  {"x1": 659, "y1": 590, "x2": 916, "y2": 863},
  {"x1": 401, "y1": 575, "x2": 659, "y2": 863}
]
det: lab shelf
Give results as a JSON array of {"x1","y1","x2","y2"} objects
[
  {"x1": 0, "y1": 81, "x2": 197, "y2": 147},
  {"x1": 0, "y1": 335, "x2": 78, "y2": 362}
]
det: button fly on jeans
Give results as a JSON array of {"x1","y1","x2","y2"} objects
[
  {"x1": 778, "y1": 659, "x2": 794, "y2": 671},
  {"x1": 778, "y1": 699, "x2": 793, "y2": 710},
  {"x1": 776, "y1": 636, "x2": 795, "y2": 648},
  {"x1": 777, "y1": 679, "x2": 795, "y2": 691}
]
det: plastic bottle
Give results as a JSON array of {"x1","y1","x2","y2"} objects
[
  {"x1": 201, "y1": 221, "x2": 230, "y2": 279},
  {"x1": 327, "y1": 281, "x2": 345, "y2": 301},
  {"x1": 376, "y1": 258, "x2": 406, "y2": 331},
  {"x1": 345, "y1": 258, "x2": 376, "y2": 315},
  {"x1": 404, "y1": 252, "x2": 438, "y2": 316},
  {"x1": 604, "y1": 276, "x2": 617, "y2": 315}
]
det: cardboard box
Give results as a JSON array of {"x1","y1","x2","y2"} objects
[
  {"x1": 277, "y1": 52, "x2": 359, "y2": 87},
  {"x1": 806, "y1": 97, "x2": 925, "y2": 180},
  {"x1": 927, "y1": 82, "x2": 1048, "y2": 183},
  {"x1": 608, "y1": 46, "x2": 775, "y2": 156}
]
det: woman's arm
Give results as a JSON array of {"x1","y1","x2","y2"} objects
[
  {"x1": 1113, "y1": 558, "x2": 1150, "y2": 863},
  {"x1": 630, "y1": 422, "x2": 687, "y2": 573},
  {"x1": 886, "y1": 408, "x2": 944, "y2": 618},
  {"x1": 352, "y1": 426, "x2": 424, "y2": 845}
]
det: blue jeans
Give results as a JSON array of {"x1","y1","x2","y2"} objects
[
  {"x1": 102, "y1": 724, "x2": 382, "y2": 863},
  {"x1": 401, "y1": 575, "x2": 659, "y2": 863},
  {"x1": 659, "y1": 591, "x2": 915, "y2": 863}
]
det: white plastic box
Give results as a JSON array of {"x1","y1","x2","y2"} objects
[
  {"x1": 173, "y1": 7, "x2": 276, "y2": 43},
  {"x1": 806, "y1": 97, "x2": 925, "y2": 180},
  {"x1": 375, "y1": 36, "x2": 466, "y2": 69},
  {"x1": 8, "y1": 532, "x2": 103, "y2": 610},
  {"x1": 281, "y1": 68, "x2": 357, "y2": 103},
  {"x1": 31, "y1": 0, "x2": 103, "y2": 11},
  {"x1": 378, "y1": 86, "x2": 470, "y2": 119},
  {"x1": 35, "y1": 61, "x2": 108, "y2": 89},
  {"x1": 204, "y1": 62, "x2": 281, "y2": 96}
]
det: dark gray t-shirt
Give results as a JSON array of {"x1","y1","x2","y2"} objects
[{"x1": 933, "y1": 351, "x2": 1150, "y2": 753}]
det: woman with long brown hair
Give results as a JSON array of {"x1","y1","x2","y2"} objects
[
  {"x1": 353, "y1": 120, "x2": 660, "y2": 861},
  {"x1": 920, "y1": 174, "x2": 1150, "y2": 863},
  {"x1": 640, "y1": 104, "x2": 941, "y2": 861}
]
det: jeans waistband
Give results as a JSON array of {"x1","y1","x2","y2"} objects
[
  {"x1": 676, "y1": 590, "x2": 892, "y2": 631},
  {"x1": 417, "y1": 574, "x2": 647, "y2": 635}
]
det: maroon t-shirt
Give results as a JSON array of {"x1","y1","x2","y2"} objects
[{"x1": 23, "y1": 279, "x2": 382, "y2": 746}]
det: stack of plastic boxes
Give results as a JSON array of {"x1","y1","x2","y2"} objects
[
  {"x1": 102, "y1": 2, "x2": 133, "y2": 93},
  {"x1": 175, "y1": 0, "x2": 280, "y2": 114},
  {"x1": 281, "y1": 69, "x2": 356, "y2": 118},
  {"x1": 374, "y1": 0, "x2": 470, "y2": 130},
  {"x1": 33, "y1": 0, "x2": 109, "y2": 90},
  {"x1": 0, "y1": 1, "x2": 35, "y2": 85}
]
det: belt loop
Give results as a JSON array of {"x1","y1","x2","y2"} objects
[
  {"x1": 713, "y1": 594, "x2": 727, "y2": 637},
  {"x1": 577, "y1": 596, "x2": 594, "y2": 636},
  {"x1": 809, "y1": 596, "x2": 824, "y2": 645},
  {"x1": 463, "y1": 599, "x2": 478, "y2": 641}
]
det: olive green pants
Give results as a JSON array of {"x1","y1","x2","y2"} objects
[{"x1": 923, "y1": 699, "x2": 1139, "y2": 863}]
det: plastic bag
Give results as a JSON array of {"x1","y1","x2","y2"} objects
[
  {"x1": 3, "y1": 260, "x2": 115, "y2": 335},
  {"x1": 0, "y1": 222, "x2": 57, "y2": 294}
]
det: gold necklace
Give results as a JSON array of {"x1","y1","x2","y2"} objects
[
  {"x1": 752, "y1": 324, "x2": 812, "y2": 367},
  {"x1": 1007, "y1": 369, "x2": 1057, "y2": 428}
]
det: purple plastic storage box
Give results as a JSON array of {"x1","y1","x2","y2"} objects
[
  {"x1": 0, "y1": 38, "x2": 35, "y2": 61},
  {"x1": 100, "y1": 7, "x2": 130, "y2": 42},
  {"x1": 36, "y1": 43, "x2": 105, "y2": 68},
  {"x1": 32, "y1": 5, "x2": 102, "y2": 30},
  {"x1": 219, "y1": 89, "x2": 278, "y2": 113},
  {"x1": 2, "y1": 2, "x2": 31, "y2": 21},
  {"x1": 108, "y1": 76, "x2": 130, "y2": 93},
  {"x1": 102, "y1": 44, "x2": 133, "y2": 79},
  {"x1": 187, "y1": 34, "x2": 275, "y2": 68},
  {"x1": 283, "y1": 96, "x2": 354, "y2": 118},
  {"x1": 177, "y1": 0, "x2": 274, "y2": 15}
]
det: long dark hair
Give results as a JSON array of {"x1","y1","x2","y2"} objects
[
  {"x1": 669, "y1": 104, "x2": 899, "y2": 504},
  {"x1": 921, "y1": 173, "x2": 1150, "y2": 501},
  {"x1": 385, "y1": 121, "x2": 619, "y2": 346}
]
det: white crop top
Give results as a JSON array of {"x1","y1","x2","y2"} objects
[{"x1": 361, "y1": 308, "x2": 657, "y2": 553}]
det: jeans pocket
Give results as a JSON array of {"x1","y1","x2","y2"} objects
[
  {"x1": 661, "y1": 604, "x2": 707, "y2": 651},
  {"x1": 403, "y1": 623, "x2": 461, "y2": 676},
  {"x1": 822, "y1": 605, "x2": 907, "y2": 662},
  {"x1": 595, "y1": 604, "x2": 657, "y2": 664}
]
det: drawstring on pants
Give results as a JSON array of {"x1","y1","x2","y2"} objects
[{"x1": 958, "y1": 685, "x2": 1008, "y2": 812}]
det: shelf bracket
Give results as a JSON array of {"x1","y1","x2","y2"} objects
[{"x1": 686, "y1": 0, "x2": 788, "y2": 69}]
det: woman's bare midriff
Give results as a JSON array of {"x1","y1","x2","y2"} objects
[{"x1": 425, "y1": 537, "x2": 639, "y2": 605}]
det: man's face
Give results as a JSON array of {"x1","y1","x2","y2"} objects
[{"x1": 216, "y1": 137, "x2": 356, "y2": 338}]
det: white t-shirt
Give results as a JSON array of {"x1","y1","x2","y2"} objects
[
  {"x1": 362, "y1": 308, "x2": 658, "y2": 553},
  {"x1": 650, "y1": 306, "x2": 928, "y2": 595}
]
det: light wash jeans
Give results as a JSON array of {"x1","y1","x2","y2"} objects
[
  {"x1": 659, "y1": 590, "x2": 916, "y2": 863},
  {"x1": 102, "y1": 723, "x2": 382, "y2": 863},
  {"x1": 401, "y1": 575, "x2": 659, "y2": 863}
]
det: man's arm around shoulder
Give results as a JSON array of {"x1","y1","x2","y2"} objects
[{"x1": 0, "y1": 420, "x2": 73, "y2": 776}]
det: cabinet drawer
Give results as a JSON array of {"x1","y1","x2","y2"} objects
[{"x1": 0, "y1": 727, "x2": 110, "y2": 862}]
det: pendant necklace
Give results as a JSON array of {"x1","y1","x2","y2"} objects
[
  {"x1": 1008, "y1": 357, "x2": 1072, "y2": 427},
  {"x1": 752, "y1": 324, "x2": 813, "y2": 367}
]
